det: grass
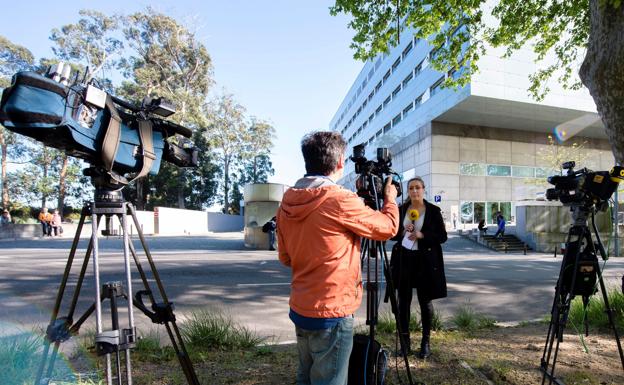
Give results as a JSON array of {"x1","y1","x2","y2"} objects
[
  {"x1": 451, "y1": 303, "x2": 497, "y2": 332},
  {"x1": 0, "y1": 333, "x2": 42, "y2": 385},
  {"x1": 180, "y1": 309, "x2": 265, "y2": 352},
  {"x1": 568, "y1": 287, "x2": 624, "y2": 333}
]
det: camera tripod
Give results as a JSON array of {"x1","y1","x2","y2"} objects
[
  {"x1": 354, "y1": 173, "x2": 418, "y2": 385},
  {"x1": 35, "y1": 187, "x2": 200, "y2": 385},
  {"x1": 540, "y1": 206, "x2": 624, "y2": 385}
]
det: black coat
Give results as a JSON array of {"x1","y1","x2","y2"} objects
[{"x1": 389, "y1": 199, "x2": 448, "y2": 300}]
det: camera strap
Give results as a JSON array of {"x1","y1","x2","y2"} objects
[
  {"x1": 131, "y1": 119, "x2": 156, "y2": 182},
  {"x1": 101, "y1": 95, "x2": 122, "y2": 173}
]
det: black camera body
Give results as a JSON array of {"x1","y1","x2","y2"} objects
[
  {"x1": 350, "y1": 144, "x2": 401, "y2": 206},
  {"x1": 546, "y1": 161, "x2": 624, "y2": 209}
]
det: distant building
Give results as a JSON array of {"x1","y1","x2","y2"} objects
[{"x1": 330, "y1": 21, "x2": 612, "y2": 226}]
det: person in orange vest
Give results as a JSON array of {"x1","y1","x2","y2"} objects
[{"x1": 38, "y1": 207, "x2": 52, "y2": 237}]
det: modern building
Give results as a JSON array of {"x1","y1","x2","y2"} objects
[{"x1": 330, "y1": 19, "x2": 613, "y2": 227}]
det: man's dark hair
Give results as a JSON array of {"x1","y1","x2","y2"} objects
[{"x1": 301, "y1": 131, "x2": 347, "y2": 176}]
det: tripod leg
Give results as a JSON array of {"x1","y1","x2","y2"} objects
[
  {"x1": 595, "y1": 262, "x2": 624, "y2": 370},
  {"x1": 36, "y1": 205, "x2": 89, "y2": 385},
  {"x1": 127, "y1": 203, "x2": 200, "y2": 385},
  {"x1": 120, "y1": 211, "x2": 135, "y2": 385},
  {"x1": 379, "y1": 242, "x2": 416, "y2": 385}
]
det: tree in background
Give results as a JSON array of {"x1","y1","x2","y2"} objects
[
  {"x1": 242, "y1": 119, "x2": 275, "y2": 184},
  {"x1": 331, "y1": 0, "x2": 624, "y2": 164},
  {"x1": 203, "y1": 93, "x2": 249, "y2": 213},
  {"x1": 0, "y1": 36, "x2": 34, "y2": 209},
  {"x1": 119, "y1": 9, "x2": 215, "y2": 209}
]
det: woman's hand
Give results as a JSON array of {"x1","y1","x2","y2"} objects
[
  {"x1": 407, "y1": 231, "x2": 417, "y2": 241},
  {"x1": 405, "y1": 223, "x2": 415, "y2": 232}
]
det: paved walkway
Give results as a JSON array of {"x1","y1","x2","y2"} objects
[{"x1": 0, "y1": 232, "x2": 622, "y2": 343}]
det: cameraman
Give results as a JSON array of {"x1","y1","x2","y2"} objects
[{"x1": 277, "y1": 131, "x2": 399, "y2": 385}]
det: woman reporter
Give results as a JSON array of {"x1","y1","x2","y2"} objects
[{"x1": 390, "y1": 176, "x2": 447, "y2": 358}]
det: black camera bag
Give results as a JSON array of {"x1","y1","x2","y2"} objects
[{"x1": 348, "y1": 333, "x2": 388, "y2": 385}]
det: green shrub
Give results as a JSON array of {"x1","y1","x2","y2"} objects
[
  {"x1": 451, "y1": 304, "x2": 496, "y2": 331},
  {"x1": 568, "y1": 287, "x2": 624, "y2": 332},
  {"x1": 181, "y1": 310, "x2": 264, "y2": 351},
  {"x1": 134, "y1": 330, "x2": 176, "y2": 362},
  {"x1": 0, "y1": 333, "x2": 41, "y2": 385}
]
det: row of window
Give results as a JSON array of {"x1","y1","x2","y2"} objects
[
  {"x1": 335, "y1": 24, "x2": 466, "y2": 137},
  {"x1": 460, "y1": 163, "x2": 554, "y2": 178},
  {"x1": 460, "y1": 201, "x2": 512, "y2": 225},
  {"x1": 336, "y1": 36, "x2": 436, "y2": 136}
]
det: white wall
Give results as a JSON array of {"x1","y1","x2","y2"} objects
[{"x1": 154, "y1": 207, "x2": 207, "y2": 235}]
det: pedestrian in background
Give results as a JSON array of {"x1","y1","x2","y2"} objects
[
  {"x1": 494, "y1": 211, "x2": 506, "y2": 238},
  {"x1": 390, "y1": 176, "x2": 448, "y2": 359},
  {"x1": 51, "y1": 209, "x2": 63, "y2": 237},
  {"x1": 1, "y1": 210, "x2": 11, "y2": 226},
  {"x1": 38, "y1": 207, "x2": 52, "y2": 237}
]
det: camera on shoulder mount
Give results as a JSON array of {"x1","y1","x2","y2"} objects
[{"x1": 350, "y1": 143, "x2": 401, "y2": 207}]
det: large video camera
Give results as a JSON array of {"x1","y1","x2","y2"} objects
[
  {"x1": 350, "y1": 143, "x2": 401, "y2": 207},
  {"x1": 546, "y1": 161, "x2": 624, "y2": 209},
  {"x1": 0, "y1": 62, "x2": 198, "y2": 189}
]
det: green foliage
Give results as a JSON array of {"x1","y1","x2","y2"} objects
[
  {"x1": 451, "y1": 303, "x2": 496, "y2": 332},
  {"x1": 568, "y1": 287, "x2": 624, "y2": 332},
  {"x1": 181, "y1": 309, "x2": 264, "y2": 351},
  {"x1": 0, "y1": 333, "x2": 41, "y2": 385},
  {"x1": 134, "y1": 330, "x2": 176, "y2": 362},
  {"x1": 330, "y1": 0, "x2": 598, "y2": 100}
]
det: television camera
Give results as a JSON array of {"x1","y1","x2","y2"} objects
[{"x1": 350, "y1": 143, "x2": 402, "y2": 206}]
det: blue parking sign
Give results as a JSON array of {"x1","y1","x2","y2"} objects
[{"x1": 434, "y1": 195, "x2": 441, "y2": 203}]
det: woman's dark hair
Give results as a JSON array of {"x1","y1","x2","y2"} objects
[
  {"x1": 301, "y1": 131, "x2": 347, "y2": 176},
  {"x1": 407, "y1": 177, "x2": 426, "y2": 189}
]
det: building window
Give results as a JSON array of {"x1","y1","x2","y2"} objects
[
  {"x1": 376, "y1": 105, "x2": 382, "y2": 115},
  {"x1": 375, "y1": 57, "x2": 382, "y2": 70},
  {"x1": 535, "y1": 167, "x2": 553, "y2": 178},
  {"x1": 375, "y1": 81, "x2": 382, "y2": 93},
  {"x1": 403, "y1": 102, "x2": 414, "y2": 117},
  {"x1": 487, "y1": 165, "x2": 511, "y2": 177},
  {"x1": 512, "y1": 166, "x2": 535, "y2": 178},
  {"x1": 392, "y1": 113, "x2": 402, "y2": 126},
  {"x1": 383, "y1": 96, "x2": 391, "y2": 108},
  {"x1": 362, "y1": 99, "x2": 367, "y2": 108},
  {"x1": 368, "y1": 91, "x2": 374, "y2": 102},
  {"x1": 392, "y1": 85, "x2": 401, "y2": 98},
  {"x1": 414, "y1": 94, "x2": 423, "y2": 108},
  {"x1": 402, "y1": 41, "x2": 413, "y2": 59},
  {"x1": 430, "y1": 76, "x2": 445, "y2": 97},
  {"x1": 414, "y1": 62, "x2": 423, "y2": 77},
  {"x1": 402, "y1": 73, "x2": 413, "y2": 88},
  {"x1": 369, "y1": 113, "x2": 375, "y2": 124},
  {"x1": 362, "y1": 121, "x2": 367, "y2": 130},
  {"x1": 376, "y1": 129, "x2": 383, "y2": 138},
  {"x1": 383, "y1": 122, "x2": 391, "y2": 133},
  {"x1": 383, "y1": 70, "x2": 391, "y2": 84},
  {"x1": 460, "y1": 163, "x2": 486, "y2": 176},
  {"x1": 392, "y1": 57, "x2": 401, "y2": 72},
  {"x1": 462, "y1": 201, "x2": 511, "y2": 224}
]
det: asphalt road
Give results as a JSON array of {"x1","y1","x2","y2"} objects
[{"x1": 1, "y1": 232, "x2": 623, "y2": 343}]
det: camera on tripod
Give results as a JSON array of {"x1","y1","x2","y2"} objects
[
  {"x1": 350, "y1": 144, "x2": 402, "y2": 206},
  {"x1": 0, "y1": 64, "x2": 199, "y2": 189},
  {"x1": 546, "y1": 161, "x2": 624, "y2": 209}
]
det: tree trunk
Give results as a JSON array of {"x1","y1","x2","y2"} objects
[
  {"x1": 223, "y1": 157, "x2": 230, "y2": 214},
  {"x1": 0, "y1": 128, "x2": 8, "y2": 209},
  {"x1": 253, "y1": 156, "x2": 258, "y2": 183},
  {"x1": 177, "y1": 171, "x2": 185, "y2": 209},
  {"x1": 136, "y1": 178, "x2": 145, "y2": 210},
  {"x1": 57, "y1": 154, "x2": 68, "y2": 216},
  {"x1": 41, "y1": 163, "x2": 48, "y2": 210},
  {"x1": 579, "y1": 1, "x2": 624, "y2": 165}
]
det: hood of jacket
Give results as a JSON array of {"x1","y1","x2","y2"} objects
[{"x1": 279, "y1": 176, "x2": 340, "y2": 222}]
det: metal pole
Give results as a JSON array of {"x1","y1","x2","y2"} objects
[
  {"x1": 121, "y1": 210, "x2": 135, "y2": 384},
  {"x1": 615, "y1": 190, "x2": 619, "y2": 258}
]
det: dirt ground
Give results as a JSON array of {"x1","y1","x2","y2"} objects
[{"x1": 107, "y1": 322, "x2": 624, "y2": 385}]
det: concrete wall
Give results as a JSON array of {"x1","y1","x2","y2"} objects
[
  {"x1": 516, "y1": 203, "x2": 622, "y2": 253},
  {"x1": 243, "y1": 183, "x2": 287, "y2": 249},
  {"x1": 154, "y1": 207, "x2": 206, "y2": 235},
  {"x1": 208, "y1": 212, "x2": 243, "y2": 232}
]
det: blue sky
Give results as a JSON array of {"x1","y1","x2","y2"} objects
[{"x1": 0, "y1": 0, "x2": 363, "y2": 185}]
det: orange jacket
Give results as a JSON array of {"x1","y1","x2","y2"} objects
[
  {"x1": 38, "y1": 212, "x2": 52, "y2": 223},
  {"x1": 277, "y1": 178, "x2": 399, "y2": 318}
]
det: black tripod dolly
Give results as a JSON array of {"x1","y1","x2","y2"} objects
[{"x1": 35, "y1": 188, "x2": 200, "y2": 385}]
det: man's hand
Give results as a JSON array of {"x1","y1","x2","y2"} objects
[{"x1": 384, "y1": 177, "x2": 398, "y2": 202}]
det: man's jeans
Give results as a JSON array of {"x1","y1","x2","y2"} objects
[{"x1": 295, "y1": 316, "x2": 354, "y2": 385}]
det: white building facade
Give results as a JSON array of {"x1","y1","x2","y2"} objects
[{"x1": 330, "y1": 25, "x2": 613, "y2": 226}]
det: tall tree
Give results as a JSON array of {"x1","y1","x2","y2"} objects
[
  {"x1": 49, "y1": 9, "x2": 122, "y2": 84},
  {"x1": 331, "y1": 0, "x2": 624, "y2": 164},
  {"x1": 119, "y1": 9, "x2": 214, "y2": 209},
  {"x1": 242, "y1": 119, "x2": 275, "y2": 184},
  {"x1": 203, "y1": 93, "x2": 249, "y2": 213},
  {"x1": 0, "y1": 35, "x2": 35, "y2": 209}
]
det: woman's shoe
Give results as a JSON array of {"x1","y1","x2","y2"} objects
[{"x1": 418, "y1": 342, "x2": 431, "y2": 359}]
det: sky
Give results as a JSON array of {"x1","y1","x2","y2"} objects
[{"x1": 0, "y1": 0, "x2": 364, "y2": 186}]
